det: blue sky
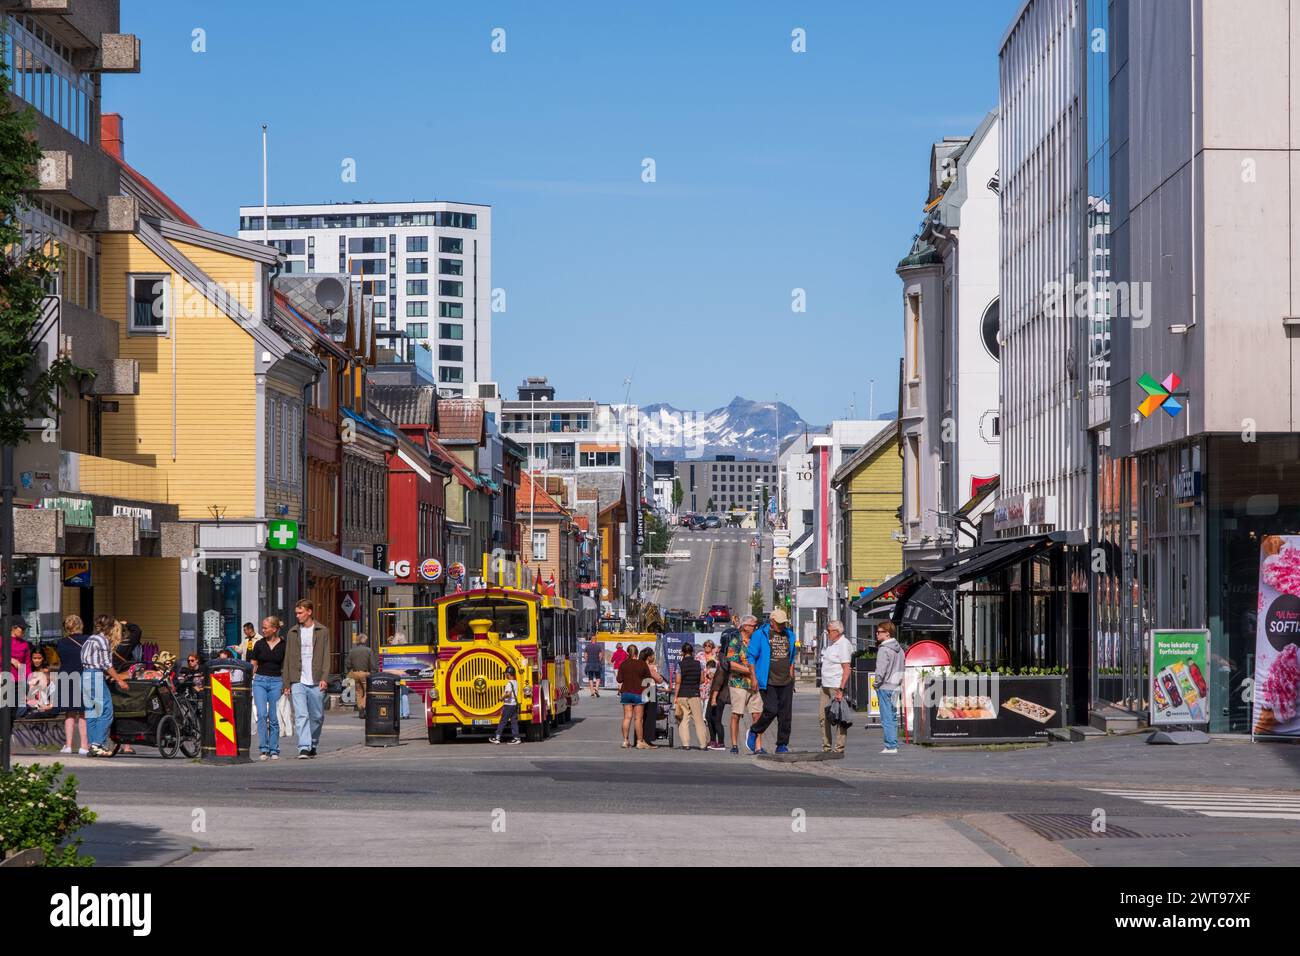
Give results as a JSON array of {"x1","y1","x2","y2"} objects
[{"x1": 105, "y1": 0, "x2": 1020, "y2": 425}]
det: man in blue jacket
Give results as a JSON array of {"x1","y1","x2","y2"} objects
[{"x1": 746, "y1": 608, "x2": 798, "y2": 754}]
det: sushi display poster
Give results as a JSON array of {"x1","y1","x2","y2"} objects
[
  {"x1": 1150, "y1": 629, "x2": 1210, "y2": 726},
  {"x1": 1253, "y1": 535, "x2": 1300, "y2": 738}
]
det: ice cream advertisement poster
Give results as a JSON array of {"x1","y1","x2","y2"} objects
[
  {"x1": 1150, "y1": 629, "x2": 1211, "y2": 726},
  {"x1": 1253, "y1": 535, "x2": 1300, "y2": 738}
]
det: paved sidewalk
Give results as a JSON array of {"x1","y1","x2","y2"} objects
[{"x1": 84, "y1": 802, "x2": 1003, "y2": 867}]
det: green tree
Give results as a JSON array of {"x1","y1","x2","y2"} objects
[
  {"x1": 0, "y1": 58, "x2": 84, "y2": 446},
  {"x1": 643, "y1": 510, "x2": 671, "y2": 569},
  {"x1": 671, "y1": 477, "x2": 684, "y2": 511},
  {"x1": 1, "y1": 54, "x2": 90, "y2": 772},
  {"x1": 750, "y1": 585, "x2": 764, "y2": 617},
  {"x1": 706, "y1": 497, "x2": 715, "y2": 512}
]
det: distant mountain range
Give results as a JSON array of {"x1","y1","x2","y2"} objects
[{"x1": 639, "y1": 397, "x2": 818, "y2": 460}]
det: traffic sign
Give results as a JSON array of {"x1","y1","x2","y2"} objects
[
  {"x1": 268, "y1": 519, "x2": 298, "y2": 550},
  {"x1": 774, "y1": 546, "x2": 790, "y2": 559}
]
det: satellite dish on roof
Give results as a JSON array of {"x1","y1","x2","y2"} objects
[{"x1": 315, "y1": 277, "x2": 345, "y2": 313}]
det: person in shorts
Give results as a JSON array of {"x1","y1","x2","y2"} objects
[
  {"x1": 725, "y1": 616, "x2": 762, "y2": 754},
  {"x1": 584, "y1": 637, "x2": 603, "y2": 697},
  {"x1": 616, "y1": 644, "x2": 653, "y2": 749}
]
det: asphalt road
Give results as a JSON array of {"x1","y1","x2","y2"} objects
[
  {"x1": 24, "y1": 687, "x2": 1300, "y2": 868},
  {"x1": 652, "y1": 525, "x2": 763, "y2": 618}
]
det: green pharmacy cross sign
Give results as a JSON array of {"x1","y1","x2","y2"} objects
[{"x1": 268, "y1": 519, "x2": 299, "y2": 550}]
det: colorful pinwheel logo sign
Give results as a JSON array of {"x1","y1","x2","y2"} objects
[{"x1": 1137, "y1": 372, "x2": 1183, "y2": 418}]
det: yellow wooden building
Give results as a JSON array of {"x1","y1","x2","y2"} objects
[
  {"x1": 831, "y1": 421, "x2": 903, "y2": 615},
  {"x1": 92, "y1": 205, "x2": 322, "y2": 657}
]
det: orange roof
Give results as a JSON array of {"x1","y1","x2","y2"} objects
[
  {"x1": 520, "y1": 472, "x2": 567, "y2": 515},
  {"x1": 436, "y1": 399, "x2": 485, "y2": 442}
]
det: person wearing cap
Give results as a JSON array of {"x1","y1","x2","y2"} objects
[{"x1": 746, "y1": 608, "x2": 798, "y2": 755}]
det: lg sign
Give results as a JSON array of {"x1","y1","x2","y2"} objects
[{"x1": 387, "y1": 558, "x2": 442, "y2": 580}]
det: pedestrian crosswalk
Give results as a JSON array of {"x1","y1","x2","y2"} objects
[{"x1": 1088, "y1": 788, "x2": 1300, "y2": 820}]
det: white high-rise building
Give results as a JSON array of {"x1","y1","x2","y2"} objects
[{"x1": 237, "y1": 200, "x2": 491, "y2": 396}]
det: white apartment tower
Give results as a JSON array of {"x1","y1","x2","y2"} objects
[
  {"x1": 996, "y1": 0, "x2": 1090, "y2": 540},
  {"x1": 238, "y1": 200, "x2": 491, "y2": 397}
]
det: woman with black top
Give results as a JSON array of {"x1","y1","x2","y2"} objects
[
  {"x1": 250, "y1": 615, "x2": 286, "y2": 760},
  {"x1": 56, "y1": 615, "x2": 89, "y2": 756}
]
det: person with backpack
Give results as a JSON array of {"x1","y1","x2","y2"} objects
[{"x1": 490, "y1": 665, "x2": 522, "y2": 745}]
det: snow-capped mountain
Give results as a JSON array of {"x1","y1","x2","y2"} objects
[{"x1": 638, "y1": 397, "x2": 817, "y2": 460}]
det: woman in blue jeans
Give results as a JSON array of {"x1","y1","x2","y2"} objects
[{"x1": 249, "y1": 616, "x2": 286, "y2": 760}]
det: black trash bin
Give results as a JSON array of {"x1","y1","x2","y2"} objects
[
  {"x1": 365, "y1": 673, "x2": 401, "y2": 747},
  {"x1": 201, "y1": 659, "x2": 253, "y2": 764}
]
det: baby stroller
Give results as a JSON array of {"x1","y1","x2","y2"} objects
[
  {"x1": 109, "y1": 657, "x2": 201, "y2": 759},
  {"x1": 646, "y1": 684, "x2": 674, "y2": 746}
]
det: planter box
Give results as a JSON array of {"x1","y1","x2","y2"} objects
[{"x1": 913, "y1": 674, "x2": 1067, "y2": 745}]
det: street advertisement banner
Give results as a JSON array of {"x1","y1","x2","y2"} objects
[
  {"x1": 1149, "y1": 629, "x2": 1210, "y2": 726},
  {"x1": 1253, "y1": 536, "x2": 1300, "y2": 738},
  {"x1": 915, "y1": 675, "x2": 1067, "y2": 743}
]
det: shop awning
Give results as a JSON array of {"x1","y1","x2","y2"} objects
[
  {"x1": 788, "y1": 528, "x2": 815, "y2": 561},
  {"x1": 927, "y1": 535, "x2": 1053, "y2": 589},
  {"x1": 851, "y1": 568, "x2": 916, "y2": 609},
  {"x1": 895, "y1": 581, "x2": 953, "y2": 630},
  {"x1": 297, "y1": 541, "x2": 395, "y2": 585},
  {"x1": 857, "y1": 602, "x2": 896, "y2": 621}
]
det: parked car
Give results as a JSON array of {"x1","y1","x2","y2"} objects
[
  {"x1": 707, "y1": 604, "x2": 732, "y2": 623},
  {"x1": 703, "y1": 515, "x2": 722, "y2": 529}
]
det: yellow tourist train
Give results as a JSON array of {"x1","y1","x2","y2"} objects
[{"x1": 377, "y1": 564, "x2": 586, "y2": 743}]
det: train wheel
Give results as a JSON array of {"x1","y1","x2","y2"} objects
[
  {"x1": 525, "y1": 720, "x2": 544, "y2": 742},
  {"x1": 157, "y1": 715, "x2": 180, "y2": 759},
  {"x1": 428, "y1": 724, "x2": 452, "y2": 744}
]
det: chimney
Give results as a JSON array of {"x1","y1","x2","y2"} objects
[{"x1": 101, "y1": 113, "x2": 124, "y2": 160}]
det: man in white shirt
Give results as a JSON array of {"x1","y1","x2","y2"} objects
[
  {"x1": 282, "y1": 599, "x2": 330, "y2": 758},
  {"x1": 819, "y1": 620, "x2": 854, "y2": 754}
]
